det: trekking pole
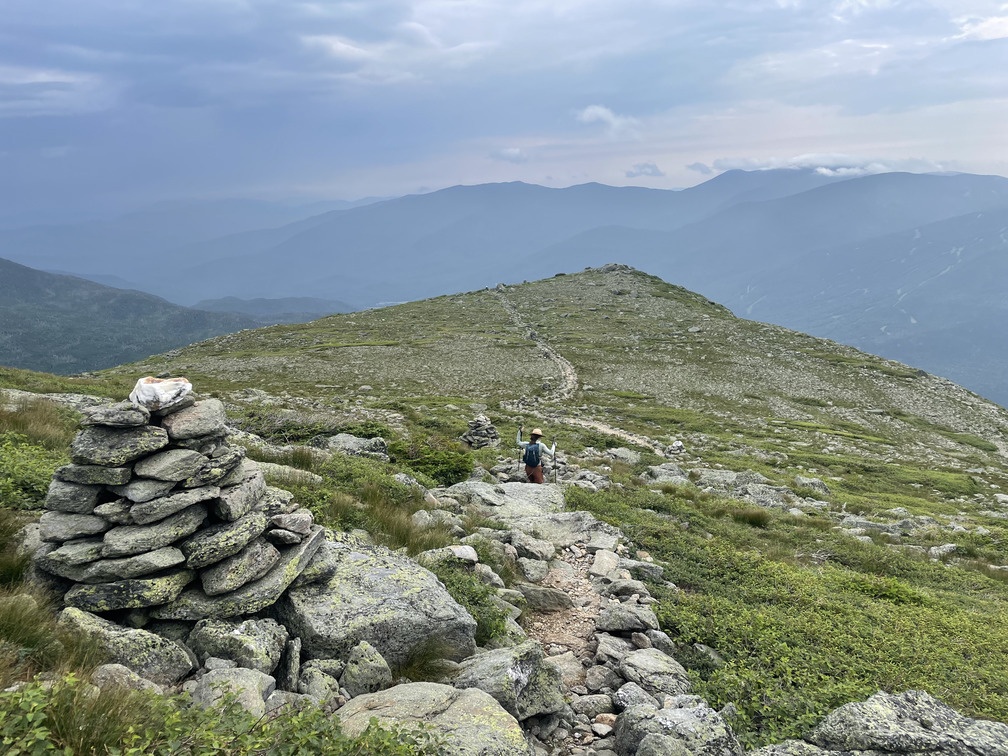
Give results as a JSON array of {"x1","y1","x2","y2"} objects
[
  {"x1": 517, "y1": 425, "x2": 523, "y2": 481},
  {"x1": 553, "y1": 436, "x2": 558, "y2": 484}
]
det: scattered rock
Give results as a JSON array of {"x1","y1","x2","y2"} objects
[
  {"x1": 276, "y1": 539, "x2": 477, "y2": 666},
  {"x1": 71, "y1": 425, "x2": 169, "y2": 466},
  {"x1": 58, "y1": 607, "x2": 194, "y2": 685},
  {"x1": 340, "y1": 640, "x2": 393, "y2": 697},
  {"x1": 615, "y1": 697, "x2": 742, "y2": 756},
  {"x1": 187, "y1": 617, "x2": 288, "y2": 674},
  {"x1": 337, "y1": 682, "x2": 535, "y2": 756},
  {"x1": 451, "y1": 640, "x2": 566, "y2": 721}
]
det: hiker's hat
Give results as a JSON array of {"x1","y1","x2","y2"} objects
[{"x1": 531, "y1": 428, "x2": 543, "y2": 437}]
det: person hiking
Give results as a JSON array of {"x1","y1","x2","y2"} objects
[{"x1": 517, "y1": 426, "x2": 556, "y2": 484}]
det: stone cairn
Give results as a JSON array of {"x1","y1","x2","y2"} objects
[
  {"x1": 459, "y1": 414, "x2": 500, "y2": 449},
  {"x1": 33, "y1": 377, "x2": 323, "y2": 624}
]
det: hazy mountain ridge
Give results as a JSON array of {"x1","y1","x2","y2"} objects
[
  {"x1": 4, "y1": 168, "x2": 1007, "y2": 403},
  {"x1": 0, "y1": 257, "x2": 261, "y2": 373}
]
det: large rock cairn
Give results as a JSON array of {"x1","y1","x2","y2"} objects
[
  {"x1": 460, "y1": 414, "x2": 501, "y2": 449},
  {"x1": 33, "y1": 378, "x2": 324, "y2": 624}
]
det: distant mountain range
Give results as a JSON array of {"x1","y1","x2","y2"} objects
[
  {"x1": 192, "y1": 296, "x2": 352, "y2": 323},
  {"x1": 0, "y1": 257, "x2": 263, "y2": 374},
  {"x1": 1, "y1": 169, "x2": 1006, "y2": 404}
]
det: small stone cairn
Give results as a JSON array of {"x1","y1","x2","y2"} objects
[
  {"x1": 34, "y1": 377, "x2": 323, "y2": 621},
  {"x1": 460, "y1": 414, "x2": 500, "y2": 449}
]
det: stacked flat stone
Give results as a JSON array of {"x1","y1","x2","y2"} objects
[
  {"x1": 460, "y1": 414, "x2": 500, "y2": 449},
  {"x1": 33, "y1": 391, "x2": 323, "y2": 623}
]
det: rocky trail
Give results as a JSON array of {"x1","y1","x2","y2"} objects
[
  {"x1": 493, "y1": 288, "x2": 672, "y2": 457},
  {"x1": 495, "y1": 288, "x2": 579, "y2": 403},
  {"x1": 10, "y1": 380, "x2": 1008, "y2": 756}
]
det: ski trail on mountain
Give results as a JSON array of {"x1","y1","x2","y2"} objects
[{"x1": 494, "y1": 289, "x2": 670, "y2": 456}]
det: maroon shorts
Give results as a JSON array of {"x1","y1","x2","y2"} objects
[{"x1": 525, "y1": 464, "x2": 544, "y2": 484}]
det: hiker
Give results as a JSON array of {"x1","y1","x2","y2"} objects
[{"x1": 517, "y1": 425, "x2": 556, "y2": 484}]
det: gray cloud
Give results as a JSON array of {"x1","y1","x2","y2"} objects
[
  {"x1": 489, "y1": 147, "x2": 529, "y2": 163},
  {"x1": 626, "y1": 162, "x2": 665, "y2": 178},
  {"x1": 686, "y1": 162, "x2": 712, "y2": 175},
  {"x1": 0, "y1": 0, "x2": 1004, "y2": 219}
]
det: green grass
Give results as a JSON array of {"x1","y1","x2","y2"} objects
[{"x1": 565, "y1": 485, "x2": 1008, "y2": 748}]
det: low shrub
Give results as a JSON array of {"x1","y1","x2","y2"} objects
[
  {"x1": 387, "y1": 438, "x2": 471, "y2": 487},
  {"x1": 0, "y1": 676, "x2": 447, "y2": 755},
  {"x1": 0, "y1": 434, "x2": 69, "y2": 510},
  {"x1": 428, "y1": 564, "x2": 509, "y2": 646}
]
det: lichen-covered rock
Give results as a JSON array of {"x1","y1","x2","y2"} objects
[
  {"x1": 82, "y1": 402, "x2": 150, "y2": 428},
  {"x1": 54, "y1": 464, "x2": 133, "y2": 486},
  {"x1": 187, "y1": 617, "x2": 288, "y2": 674},
  {"x1": 58, "y1": 607, "x2": 194, "y2": 684},
  {"x1": 201, "y1": 537, "x2": 280, "y2": 596},
  {"x1": 337, "y1": 682, "x2": 534, "y2": 756},
  {"x1": 183, "y1": 446, "x2": 245, "y2": 488},
  {"x1": 276, "y1": 637, "x2": 301, "y2": 692},
  {"x1": 275, "y1": 539, "x2": 476, "y2": 667},
  {"x1": 805, "y1": 689, "x2": 1008, "y2": 756},
  {"x1": 451, "y1": 640, "x2": 565, "y2": 721},
  {"x1": 109, "y1": 477, "x2": 176, "y2": 503},
  {"x1": 618, "y1": 649, "x2": 690, "y2": 699},
  {"x1": 102, "y1": 504, "x2": 207, "y2": 557},
  {"x1": 91, "y1": 663, "x2": 163, "y2": 694},
  {"x1": 613, "y1": 682, "x2": 660, "y2": 711},
  {"x1": 94, "y1": 499, "x2": 132, "y2": 524},
  {"x1": 297, "y1": 658, "x2": 344, "y2": 701},
  {"x1": 80, "y1": 546, "x2": 186, "y2": 583},
  {"x1": 340, "y1": 640, "x2": 393, "y2": 698},
  {"x1": 597, "y1": 603, "x2": 661, "y2": 633},
  {"x1": 34, "y1": 537, "x2": 105, "y2": 577},
  {"x1": 129, "y1": 486, "x2": 220, "y2": 526},
  {"x1": 152, "y1": 525, "x2": 324, "y2": 619},
  {"x1": 516, "y1": 583, "x2": 573, "y2": 612},
  {"x1": 133, "y1": 449, "x2": 208, "y2": 482},
  {"x1": 44, "y1": 480, "x2": 102, "y2": 514},
  {"x1": 39, "y1": 511, "x2": 109, "y2": 542},
  {"x1": 637, "y1": 734, "x2": 692, "y2": 756},
  {"x1": 614, "y1": 697, "x2": 743, "y2": 756},
  {"x1": 71, "y1": 425, "x2": 169, "y2": 466},
  {"x1": 215, "y1": 468, "x2": 266, "y2": 521},
  {"x1": 181, "y1": 510, "x2": 267, "y2": 569},
  {"x1": 160, "y1": 398, "x2": 226, "y2": 440},
  {"x1": 191, "y1": 667, "x2": 275, "y2": 718},
  {"x1": 64, "y1": 567, "x2": 194, "y2": 611},
  {"x1": 270, "y1": 511, "x2": 313, "y2": 535},
  {"x1": 290, "y1": 538, "x2": 343, "y2": 587},
  {"x1": 78, "y1": 548, "x2": 185, "y2": 584}
]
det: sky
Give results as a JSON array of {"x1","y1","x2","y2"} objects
[{"x1": 2, "y1": 0, "x2": 1007, "y2": 222}]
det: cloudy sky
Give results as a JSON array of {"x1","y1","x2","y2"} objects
[{"x1": 2, "y1": 0, "x2": 1007, "y2": 221}]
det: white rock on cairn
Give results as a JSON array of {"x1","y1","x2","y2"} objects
[{"x1": 129, "y1": 377, "x2": 193, "y2": 411}]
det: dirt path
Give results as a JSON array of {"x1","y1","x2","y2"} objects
[
  {"x1": 494, "y1": 290, "x2": 669, "y2": 456},
  {"x1": 494, "y1": 289, "x2": 579, "y2": 402}
]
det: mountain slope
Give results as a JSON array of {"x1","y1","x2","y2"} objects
[
  {"x1": 0, "y1": 257, "x2": 257, "y2": 373},
  {"x1": 0, "y1": 198, "x2": 359, "y2": 279},
  {"x1": 735, "y1": 206, "x2": 1008, "y2": 405},
  {"x1": 38, "y1": 265, "x2": 1008, "y2": 746}
]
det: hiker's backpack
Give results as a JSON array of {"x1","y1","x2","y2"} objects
[{"x1": 523, "y1": 442, "x2": 542, "y2": 467}]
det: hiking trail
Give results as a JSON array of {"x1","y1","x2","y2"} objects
[
  {"x1": 494, "y1": 288, "x2": 579, "y2": 402},
  {"x1": 494, "y1": 288, "x2": 670, "y2": 456}
]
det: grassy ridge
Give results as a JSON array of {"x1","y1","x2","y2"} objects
[{"x1": 3, "y1": 266, "x2": 1008, "y2": 747}]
